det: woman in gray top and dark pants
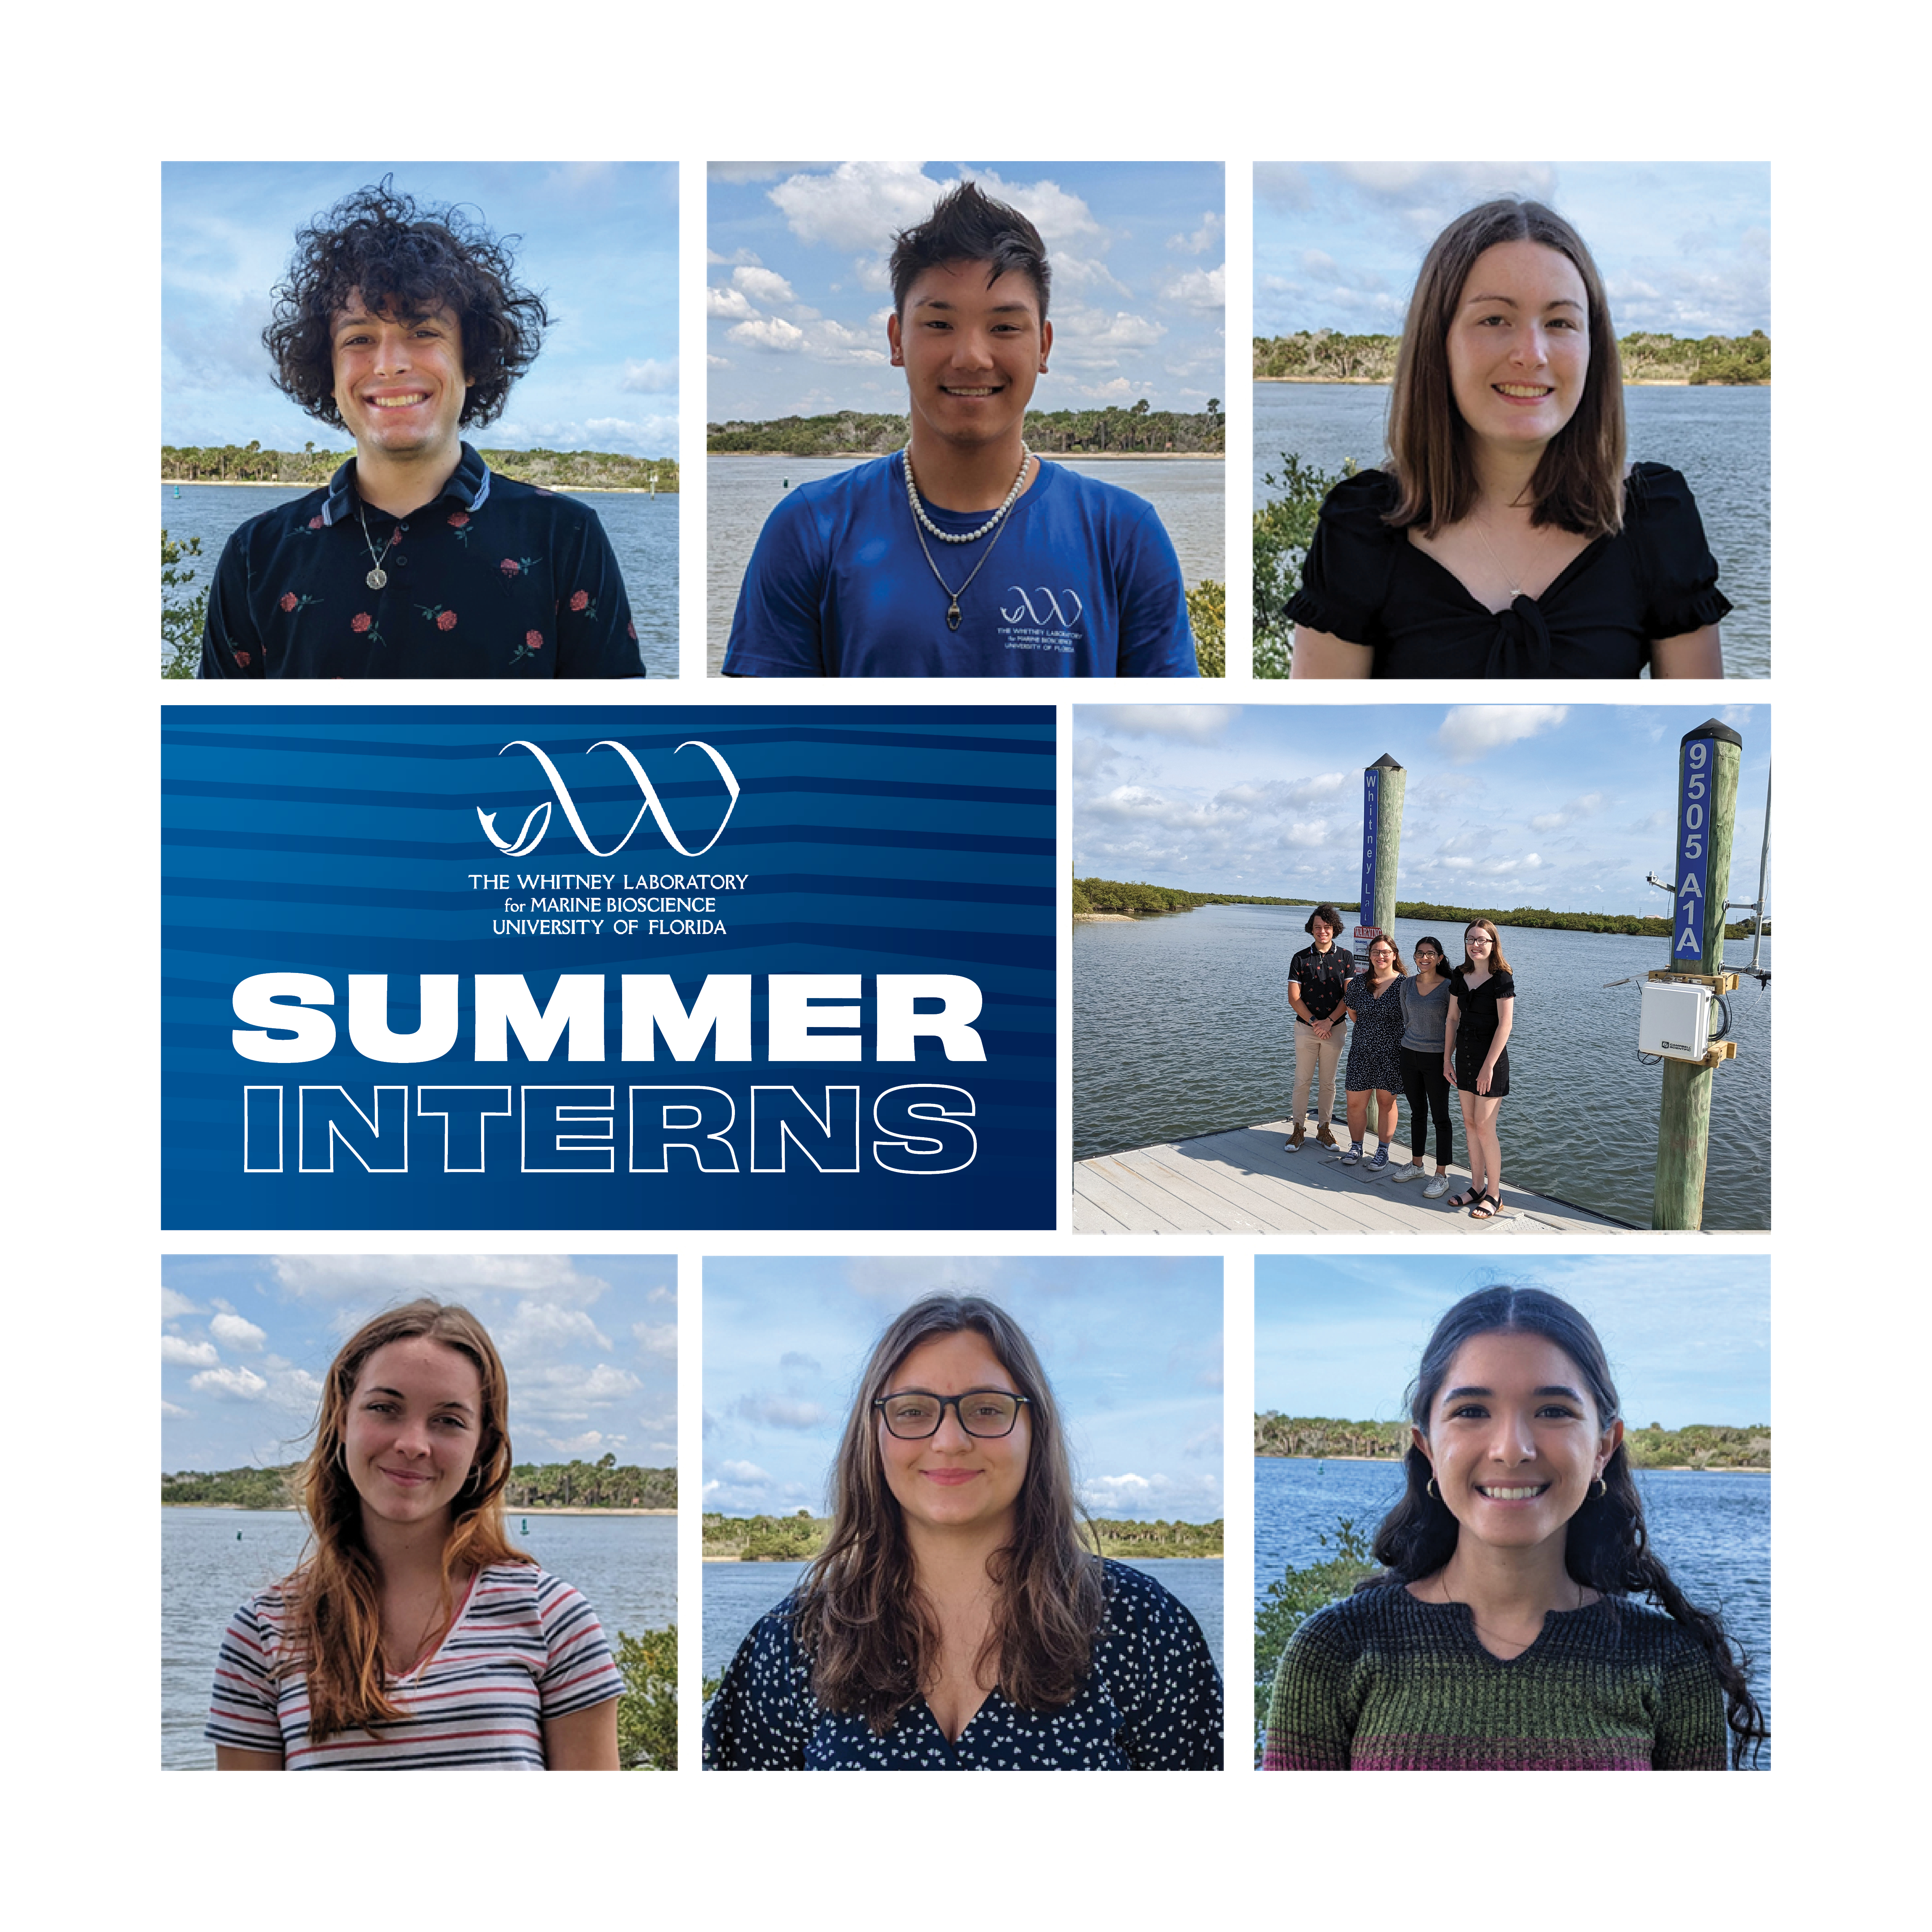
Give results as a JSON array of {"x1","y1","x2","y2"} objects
[{"x1": 1391, "y1": 935, "x2": 1455, "y2": 1196}]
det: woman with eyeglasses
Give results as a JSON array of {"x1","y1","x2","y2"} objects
[
  {"x1": 703, "y1": 1293, "x2": 1223, "y2": 1769},
  {"x1": 1442, "y1": 919, "x2": 1515, "y2": 1219},
  {"x1": 205, "y1": 1301, "x2": 622, "y2": 1770},
  {"x1": 1263, "y1": 1286, "x2": 1765, "y2": 1769}
]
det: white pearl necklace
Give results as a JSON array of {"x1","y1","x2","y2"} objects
[{"x1": 901, "y1": 444, "x2": 1031, "y2": 543}]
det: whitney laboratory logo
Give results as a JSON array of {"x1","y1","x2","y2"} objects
[
  {"x1": 1000, "y1": 587, "x2": 1084, "y2": 629},
  {"x1": 477, "y1": 739, "x2": 742, "y2": 859}
]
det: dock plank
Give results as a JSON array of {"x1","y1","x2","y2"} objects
[{"x1": 1073, "y1": 1117, "x2": 1629, "y2": 1236}]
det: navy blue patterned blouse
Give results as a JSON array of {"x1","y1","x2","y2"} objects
[{"x1": 703, "y1": 1560, "x2": 1223, "y2": 1770}]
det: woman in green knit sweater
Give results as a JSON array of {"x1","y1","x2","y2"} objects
[{"x1": 1264, "y1": 1286, "x2": 1765, "y2": 1770}]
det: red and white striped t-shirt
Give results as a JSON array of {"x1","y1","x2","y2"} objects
[{"x1": 206, "y1": 1563, "x2": 622, "y2": 1769}]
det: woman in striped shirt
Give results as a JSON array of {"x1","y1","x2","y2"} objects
[{"x1": 207, "y1": 1300, "x2": 622, "y2": 1770}]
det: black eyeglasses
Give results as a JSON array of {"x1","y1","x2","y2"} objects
[{"x1": 874, "y1": 1388, "x2": 1030, "y2": 1439}]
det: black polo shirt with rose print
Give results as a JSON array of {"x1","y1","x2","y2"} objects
[
  {"x1": 1288, "y1": 940, "x2": 1355, "y2": 1024},
  {"x1": 198, "y1": 443, "x2": 644, "y2": 678}
]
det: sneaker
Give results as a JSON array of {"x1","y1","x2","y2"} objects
[
  {"x1": 1363, "y1": 1148, "x2": 1390, "y2": 1176},
  {"x1": 1315, "y1": 1123, "x2": 1339, "y2": 1149},
  {"x1": 1390, "y1": 1160, "x2": 1427, "y2": 1184},
  {"x1": 1284, "y1": 1123, "x2": 1306, "y2": 1152},
  {"x1": 1339, "y1": 1144, "x2": 1363, "y2": 1167},
  {"x1": 1423, "y1": 1173, "x2": 1452, "y2": 1199}
]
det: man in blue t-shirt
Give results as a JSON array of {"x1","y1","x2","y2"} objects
[{"x1": 723, "y1": 182, "x2": 1199, "y2": 679}]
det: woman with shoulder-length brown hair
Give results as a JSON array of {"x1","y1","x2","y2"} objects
[
  {"x1": 206, "y1": 1300, "x2": 622, "y2": 1769},
  {"x1": 1441, "y1": 918, "x2": 1516, "y2": 1219},
  {"x1": 1289, "y1": 197, "x2": 1729, "y2": 680},
  {"x1": 703, "y1": 1293, "x2": 1223, "y2": 1769}
]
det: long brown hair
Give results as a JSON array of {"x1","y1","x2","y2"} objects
[
  {"x1": 281, "y1": 1299, "x2": 527, "y2": 1742},
  {"x1": 1385, "y1": 197, "x2": 1625, "y2": 538},
  {"x1": 1458, "y1": 917, "x2": 1513, "y2": 976},
  {"x1": 793, "y1": 1293, "x2": 1104, "y2": 1733}
]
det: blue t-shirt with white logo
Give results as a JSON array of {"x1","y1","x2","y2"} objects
[{"x1": 722, "y1": 454, "x2": 1199, "y2": 678}]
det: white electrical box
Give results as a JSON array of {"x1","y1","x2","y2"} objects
[{"x1": 1639, "y1": 981, "x2": 1711, "y2": 1061}]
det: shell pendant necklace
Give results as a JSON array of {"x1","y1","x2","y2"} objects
[{"x1": 356, "y1": 500, "x2": 399, "y2": 590}]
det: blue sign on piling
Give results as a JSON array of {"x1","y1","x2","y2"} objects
[
  {"x1": 1672, "y1": 721, "x2": 1742, "y2": 968},
  {"x1": 1360, "y1": 765, "x2": 1380, "y2": 920}
]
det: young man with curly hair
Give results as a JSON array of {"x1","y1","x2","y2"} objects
[
  {"x1": 722, "y1": 182, "x2": 1198, "y2": 679},
  {"x1": 200, "y1": 182, "x2": 643, "y2": 679}
]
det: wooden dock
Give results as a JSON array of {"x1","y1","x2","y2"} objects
[{"x1": 1073, "y1": 1119, "x2": 1632, "y2": 1236}]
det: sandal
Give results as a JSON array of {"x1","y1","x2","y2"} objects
[
  {"x1": 1446, "y1": 1187, "x2": 1483, "y2": 1208},
  {"x1": 1469, "y1": 1193, "x2": 1502, "y2": 1219}
]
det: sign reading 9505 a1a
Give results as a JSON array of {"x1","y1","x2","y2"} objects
[{"x1": 163, "y1": 706, "x2": 1056, "y2": 1230}]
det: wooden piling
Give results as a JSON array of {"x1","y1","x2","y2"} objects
[{"x1": 1653, "y1": 720, "x2": 1742, "y2": 1230}]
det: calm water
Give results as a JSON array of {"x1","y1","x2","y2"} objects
[
  {"x1": 1253, "y1": 383, "x2": 1770, "y2": 679},
  {"x1": 703, "y1": 1554, "x2": 1225, "y2": 1681},
  {"x1": 707, "y1": 454, "x2": 1226, "y2": 672},
  {"x1": 160, "y1": 484, "x2": 680, "y2": 676},
  {"x1": 162, "y1": 1507, "x2": 676, "y2": 1769},
  {"x1": 1254, "y1": 1456, "x2": 1770, "y2": 1766},
  {"x1": 1075, "y1": 903, "x2": 1771, "y2": 1229}
]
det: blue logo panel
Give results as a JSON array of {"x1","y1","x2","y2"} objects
[
  {"x1": 1672, "y1": 736, "x2": 1716, "y2": 966},
  {"x1": 163, "y1": 706, "x2": 1056, "y2": 1230}
]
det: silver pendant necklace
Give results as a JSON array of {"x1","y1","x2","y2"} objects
[
  {"x1": 356, "y1": 501, "x2": 398, "y2": 590},
  {"x1": 900, "y1": 447, "x2": 1030, "y2": 630}
]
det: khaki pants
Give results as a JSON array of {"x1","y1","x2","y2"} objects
[{"x1": 1291, "y1": 1022, "x2": 1345, "y2": 1128}]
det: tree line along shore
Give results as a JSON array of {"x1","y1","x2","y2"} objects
[
  {"x1": 163, "y1": 1458, "x2": 677, "y2": 1511},
  {"x1": 704, "y1": 1511, "x2": 1223, "y2": 1561},
  {"x1": 1073, "y1": 875, "x2": 1768, "y2": 941},
  {"x1": 708, "y1": 405, "x2": 1226, "y2": 458},
  {"x1": 162, "y1": 445, "x2": 680, "y2": 491},
  {"x1": 1255, "y1": 1413, "x2": 1769, "y2": 1470},
  {"x1": 1253, "y1": 329, "x2": 1770, "y2": 386}
]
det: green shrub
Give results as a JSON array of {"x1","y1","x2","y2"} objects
[
  {"x1": 1253, "y1": 454, "x2": 1350, "y2": 678},
  {"x1": 1253, "y1": 1515, "x2": 1376, "y2": 1760},
  {"x1": 1186, "y1": 578, "x2": 1225, "y2": 677},
  {"x1": 615, "y1": 1624, "x2": 678, "y2": 1769}
]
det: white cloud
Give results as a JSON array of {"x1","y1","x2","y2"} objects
[
  {"x1": 1051, "y1": 304, "x2": 1167, "y2": 369},
  {"x1": 1529, "y1": 793, "x2": 1605, "y2": 832},
  {"x1": 631, "y1": 1320, "x2": 678, "y2": 1360},
  {"x1": 1436, "y1": 706, "x2": 1568, "y2": 763},
  {"x1": 733, "y1": 1393, "x2": 828, "y2": 1430},
  {"x1": 706, "y1": 284, "x2": 758, "y2": 320},
  {"x1": 1080, "y1": 1469, "x2": 1222, "y2": 1518},
  {"x1": 1085, "y1": 706, "x2": 1241, "y2": 745},
  {"x1": 1160, "y1": 265, "x2": 1225, "y2": 312},
  {"x1": 162, "y1": 1335, "x2": 219, "y2": 1368},
  {"x1": 162, "y1": 1399, "x2": 190, "y2": 1419},
  {"x1": 619, "y1": 356, "x2": 678, "y2": 394},
  {"x1": 210, "y1": 1312, "x2": 266, "y2": 1353},
  {"x1": 728, "y1": 315, "x2": 807, "y2": 353},
  {"x1": 1168, "y1": 212, "x2": 1224, "y2": 255},
  {"x1": 713, "y1": 1459, "x2": 772, "y2": 1485},
  {"x1": 190, "y1": 1364, "x2": 269, "y2": 1401},
  {"x1": 769, "y1": 160, "x2": 946, "y2": 251},
  {"x1": 162, "y1": 1287, "x2": 199, "y2": 1318},
  {"x1": 733, "y1": 265, "x2": 797, "y2": 306}
]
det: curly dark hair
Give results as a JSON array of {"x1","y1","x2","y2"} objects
[
  {"x1": 263, "y1": 178, "x2": 548, "y2": 431},
  {"x1": 1361, "y1": 1285, "x2": 1768, "y2": 1767}
]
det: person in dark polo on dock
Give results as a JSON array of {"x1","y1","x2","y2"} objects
[
  {"x1": 722, "y1": 182, "x2": 1198, "y2": 679},
  {"x1": 200, "y1": 182, "x2": 641, "y2": 679},
  {"x1": 1286, "y1": 904, "x2": 1352, "y2": 1152}
]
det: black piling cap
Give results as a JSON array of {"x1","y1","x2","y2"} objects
[
  {"x1": 1367, "y1": 753, "x2": 1404, "y2": 771},
  {"x1": 1682, "y1": 719, "x2": 1743, "y2": 749}
]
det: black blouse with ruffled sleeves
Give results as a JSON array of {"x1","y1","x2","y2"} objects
[{"x1": 1285, "y1": 464, "x2": 1731, "y2": 679}]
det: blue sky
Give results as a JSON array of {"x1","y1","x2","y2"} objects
[
  {"x1": 1074, "y1": 703, "x2": 1769, "y2": 915},
  {"x1": 707, "y1": 162, "x2": 1226, "y2": 418},
  {"x1": 703, "y1": 1255, "x2": 1223, "y2": 1522},
  {"x1": 161, "y1": 1255, "x2": 677, "y2": 1472},
  {"x1": 1255, "y1": 162, "x2": 1770, "y2": 340},
  {"x1": 162, "y1": 163, "x2": 678, "y2": 457},
  {"x1": 1255, "y1": 1255, "x2": 1769, "y2": 1428}
]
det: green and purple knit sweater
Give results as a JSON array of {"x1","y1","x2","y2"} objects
[{"x1": 1264, "y1": 1583, "x2": 1728, "y2": 1770}]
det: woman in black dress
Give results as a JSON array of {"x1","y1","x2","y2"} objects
[
  {"x1": 1339, "y1": 933, "x2": 1406, "y2": 1175},
  {"x1": 1288, "y1": 199, "x2": 1729, "y2": 680},
  {"x1": 1442, "y1": 919, "x2": 1515, "y2": 1218}
]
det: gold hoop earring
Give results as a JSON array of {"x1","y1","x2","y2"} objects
[
  {"x1": 1426, "y1": 1477, "x2": 1440, "y2": 1500},
  {"x1": 1592, "y1": 1476, "x2": 1608, "y2": 1500}
]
